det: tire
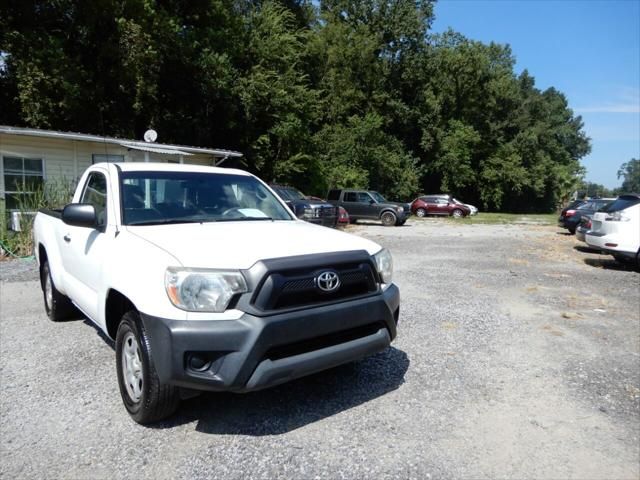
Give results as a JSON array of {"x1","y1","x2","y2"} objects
[
  {"x1": 381, "y1": 211, "x2": 397, "y2": 226},
  {"x1": 452, "y1": 209, "x2": 463, "y2": 218},
  {"x1": 41, "y1": 261, "x2": 74, "y2": 322},
  {"x1": 636, "y1": 249, "x2": 640, "y2": 271},
  {"x1": 568, "y1": 226, "x2": 576, "y2": 235},
  {"x1": 116, "y1": 311, "x2": 179, "y2": 424},
  {"x1": 416, "y1": 208, "x2": 427, "y2": 217}
]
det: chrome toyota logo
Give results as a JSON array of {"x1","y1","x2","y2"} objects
[{"x1": 316, "y1": 271, "x2": 340, "y2": 292}]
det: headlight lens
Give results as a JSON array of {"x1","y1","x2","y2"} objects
[
  {"x1": 301, "y1": 207, "x2": 315, "y2": 219},
  {"x1": 396, "y1": 206, "x2": 403, "y2": 213},
  {"x1": 165, "y1": 268, "x2": 248, "y2": 312},
  {"x1": 373, "y1": 248, "x2": 393, "y2": 285}
]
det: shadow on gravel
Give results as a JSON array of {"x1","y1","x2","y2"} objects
[
  {"x1": 82, "y1": 318, "x2": 115, "y2": 349},
  {"x1": 151, "y1": 346, "x2": 409, "y2": 435},
  {"x1": 574, "y1": 245, "x2": 602, "y2": 254},
  {"x1": 353, "y1": 220, "x2": 413, "y2": 227},
  {"x1": 555, "y1": 231, "x2": 573, "y2": 236},
  {"x1": 583, "y1": 258, "x2": 638, "y2": 272}
]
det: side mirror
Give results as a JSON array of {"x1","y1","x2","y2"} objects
[
  {"x1": 369, "y1": 199, "x2": 375, "y2": 205},
  {"x1": 62, "y1": 203, "x2": 97, "y2": 228},
  {"x1": 285, "y1": 200, "x2": 294, "y2": 210}
]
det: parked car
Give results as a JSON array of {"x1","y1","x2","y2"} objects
[
  {"x1": 585, "y1": 194, "x2": 640, "y2": 266},
  {"x1": 575, "y1": 215, "x2": 592, "y2": 243},
  {"x1": 33, "y1": 163, "x2": 400, "y2": 423},
  {"x1": 327, "y1": 189, "x2": 411, "y2": 226},
  {"x1": 337, "y1": 206, "x2": 350, "y2": 226},
  {"x1": 411, "y1": 195, "x2": 471, "y2": 218},
  {"x1": 558, "y1": 198, "x2": 614, "y2": 234},
  {"x1": 270, "y1": 184, "x2": 337, "y2": 228}
]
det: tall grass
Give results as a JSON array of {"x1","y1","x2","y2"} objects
[{"x1": 1, "y1": 177, "x2": 75, "y2": 258}]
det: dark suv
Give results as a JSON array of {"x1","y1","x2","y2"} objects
[
  {"x1": 327, "y1": 189, "x2": 410, "y2": 226},
  {"x1": 271, "y1": 185, "x2": 338, "y2": 227},
  {"x1": 410, "y1": 195, "x2": 471, "y2": 218},
  {"x1": 558, "y1": 198, "x2": 614, "y2": 234}
]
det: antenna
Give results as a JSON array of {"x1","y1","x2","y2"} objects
[{"x1": 143, "y1": 129, "x2": 158, "y2": 143}]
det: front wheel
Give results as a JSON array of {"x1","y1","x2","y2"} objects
[
  {"x1": 41, "y1": 260, "x2": 74, "y2": 322},
  {"x1": 116, "y1": 311, "x2": 179, "y2": 424},
  {"x1": 451, "y1": 209, "x2": 463, "y2": 218},
  {"x1": 381, "y1": 211, "x2": 397, "y2": 226},
  {"x1": 416, "y1": 208, "x2": 427, "y2": 217}
]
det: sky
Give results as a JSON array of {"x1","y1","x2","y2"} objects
[{"x1": 431, "y1": 0, "x2": 640, "y2": 189}]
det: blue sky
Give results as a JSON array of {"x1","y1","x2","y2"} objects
[{"x1": 431, "y1": 0, "x2": 640, "y2": 189}]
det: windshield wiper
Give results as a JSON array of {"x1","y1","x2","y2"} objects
[
  {"x1": 215, "y1": 217, "x2": 274, "y2": 222},
  {"x1": 127, "y1": 218, "x2": 215, "y2": 226}
]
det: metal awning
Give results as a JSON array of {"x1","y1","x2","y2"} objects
[{"x1": 119, "y1": 142, "x2": 193, "y2": 156}]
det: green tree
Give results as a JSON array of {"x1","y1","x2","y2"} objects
[{"x1": 617, "y1": 159, "x2": 640, "y2": 193}]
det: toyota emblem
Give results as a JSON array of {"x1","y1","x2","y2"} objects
[{"x1": 316, "y1": 271, "x2": 341, "y2": 292}]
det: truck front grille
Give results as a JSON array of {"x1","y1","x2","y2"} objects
[{"x1": 251, "y1": 260, "x2": 379, "y2": 311}]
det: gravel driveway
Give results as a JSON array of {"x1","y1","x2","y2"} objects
[{"x1": 1, "y1": 220, "x2": 638, "y2": 479}]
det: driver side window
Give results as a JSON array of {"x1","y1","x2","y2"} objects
[
  {"x1": 80, "y1": 172, "x2": 108, "y2": 228},
  {"x1": 356, "y1": 192, "x2": 371, "y2": 203}
]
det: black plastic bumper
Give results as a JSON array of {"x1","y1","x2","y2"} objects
[{"x1": 140, "y1": 284, "x2": 400, "y2": 393}]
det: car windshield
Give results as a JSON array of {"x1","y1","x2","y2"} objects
[
  {"x1": 370, "y1": 191, "x2": 386, "y2": 203},
  {"x1": 600, "y1": 195, "x2": 640, "y2": 213},
  {"x1": 453, "y1": 198, "x2": 463, "y2": 204},
  {"x1": 120, "y1": 171, "x2": 293, "y2": 225},
  {"x1": 283, "y1": 187, "x2": 305, "y2": 200}
]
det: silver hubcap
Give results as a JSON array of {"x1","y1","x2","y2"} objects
[
  {"x1": 122, "y1": 332, "x2": 143, "y2": 402},
  {"x1": 44, "y1": 270, "x2": 53, "y2": 309},
  {"x1": 382, "y1": 213, "x2": 394, "y2": 225},
  {"x1": 417, "y1": 209, "x2": 426, "y2": 217},
  {"x1": 453, "y1": 210, "x2": 462, "y2": 218}
]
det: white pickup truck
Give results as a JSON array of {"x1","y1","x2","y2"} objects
[{"x1": 33, "y1": 162, "x2": 400, "y2": 423}]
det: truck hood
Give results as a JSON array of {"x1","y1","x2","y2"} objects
[{"x1": 125, "y1": 220, "x2": 382, "y2": 269}]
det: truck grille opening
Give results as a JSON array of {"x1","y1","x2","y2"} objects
[
  {"x1": 252, "y1": 261, "x2": 379, "y2": 311},
  {"x1": 264, "y1": 322, "x2": 385, "y2": 361}
]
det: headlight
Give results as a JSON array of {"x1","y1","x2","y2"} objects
[
  {"x1": 301, "y1": 206, "x2": 315, "y2": 219},
  {"x1": 373, "y1": 248, "x2": 393, "y2": 285},
  {"x1": 165, "y1": 268, "x2": 248, "y2": 312},
  {"x1": 396, "y1": 206, "x2": 403, "y2": 213}
]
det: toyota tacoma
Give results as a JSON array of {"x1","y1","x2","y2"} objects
[{"x1": 33, "y1": 163, "x2": 400, "y2": 424}]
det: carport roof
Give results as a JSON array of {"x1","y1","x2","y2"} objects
[{"x1": 0, "y1": 125, "x2": 243, "y2": 158}]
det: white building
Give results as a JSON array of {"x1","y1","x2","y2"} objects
[{"x1": 0, "y1": 125, "x2": 242, "y2": 217}]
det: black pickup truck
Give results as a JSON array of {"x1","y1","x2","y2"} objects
[
  {"x1": 327, "y1": 189, "x2": 410, "y2": 226},
  {"x1": 271, "y1": 185, "x2": 338, "y2": 228}
]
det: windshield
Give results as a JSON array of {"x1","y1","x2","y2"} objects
[
  {"x1": 370, "y1": 191, "x2": 386, "y2": 203},
  {"x1": 120, "y1": 171, "x2": 293, "y2": 225},
  {"x1": 282, "y1": 187, "x2": 305, "y2": 200}
]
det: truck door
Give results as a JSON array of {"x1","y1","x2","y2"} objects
[{"x1": 59, "y1": 170, "x2": 111, "y2": 324}]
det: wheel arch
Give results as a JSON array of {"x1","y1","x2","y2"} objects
[{"x1": 105, "y1": 289, "x2": 137, "y2": 340}]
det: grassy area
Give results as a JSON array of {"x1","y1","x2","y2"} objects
[{"x1": 417, "y1": 212, "x2": 558, "y2": 225}]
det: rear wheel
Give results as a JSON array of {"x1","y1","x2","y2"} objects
[
  {"x1": 41, "y1": 261, "x2": 74, "y2": 322},
  {"x1": 381, "y1": 211, "x2": 397, "y2": 226},
  {"x1": 452, "y1": 209, "x2": 463, "y2": 218},
  {"x1": 116, "y1": 311, "x2": 179, "y2": 424},
  {"x1": 416, "y1": 208, "x2": 427, "y2": 217}
]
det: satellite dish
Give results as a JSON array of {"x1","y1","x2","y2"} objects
[{"x1": 143, "y1": 129, "x2": 158, "y2": 143}]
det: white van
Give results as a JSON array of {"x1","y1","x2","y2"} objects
[{"x1": 586, "y1": 194, "x2": 640, "y2": 267}]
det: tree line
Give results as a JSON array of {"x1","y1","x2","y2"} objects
[{"x1": 1, "y1": 0, "x2": 595, "y2": 211}]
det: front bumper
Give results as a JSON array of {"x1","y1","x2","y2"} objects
[{"x1": 140, "y1": 284, "x2": 400, "y2": 393}]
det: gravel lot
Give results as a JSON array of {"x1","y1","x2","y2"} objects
[{"x1": 1, "y1": 220, "x2": 639, "y2": 479}]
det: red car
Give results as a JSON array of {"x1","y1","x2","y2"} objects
[
  {"x1": 337, "y1": 206, "x2": 350, "y2": 226},
  {"x1": 411, "y1": 195, "x2": 471, "y2": 218}
]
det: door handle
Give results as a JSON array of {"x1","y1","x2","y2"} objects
[{"x1": 63, "y1": 234, "x2": 71, "y2": 243}]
